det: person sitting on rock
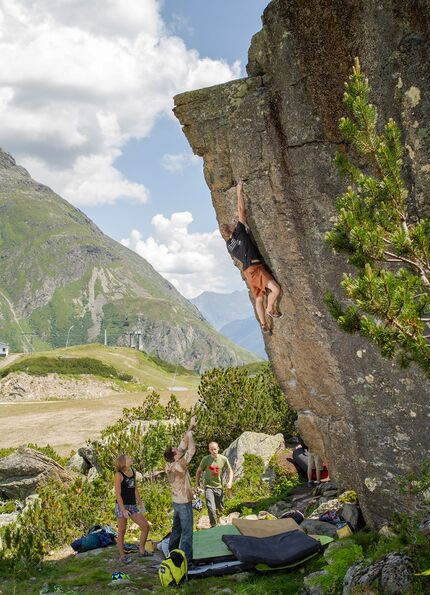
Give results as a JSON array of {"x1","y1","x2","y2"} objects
[
  {"x1": 114, "y1": 454, "x2": 150, "y2": 565},
  {"x1": 220, "y1": 180, "x2": 282, "y2": 335},
  {"x1": 196, "y1": 441, "x2": 233, "y2": 527}
]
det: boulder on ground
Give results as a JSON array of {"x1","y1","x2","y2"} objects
[
  {"x1": 419, "y1": 513, "x2": 430, "y2": 537},
  {"x1": 300, "y1": 519, "x2": 338, "y2": 538},
  {"x1": 272, "y1": 449, "x2": 300, "y2": 479},
  {"x1": 86, "y1": 467, "x2": 99, "y2": 482},
  {"x1": 340, "y1": 503, "x2": 360, "y2": 531},
  {"x1": 0, "y1": 511, "x2": 19, "y2": 528},
  {"x1": 66, "y1": 453, "x2": 90, "y2": 474},
  {"x1": 223, "y1": 431, "x2": 285, "y2": 481},
  {"x1": 77, "y1": 444, "x2": 100, "y2": 472},
  {"x1": 0, "y1": 447, "x2": 72, "y2": 499},
  {"x1": 268, "y1": 499, "x2": 290, "y2": 517},
  {"x1": 309, "y1": 498, "x2": 341, "y2": 519},
  {"x1": 343, "y1": 554, "x2": 414, "y2": 595},
  {"x1": 314, "y1": 481, "x2": 338, "y2": 497}
]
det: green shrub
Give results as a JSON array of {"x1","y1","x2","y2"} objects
[
  {"x1": 338, "y1": 490, "x2": 358, "y2": 504},
  {"x1": 310, "y1": 541, "x2": 364, "y2": 594},
  {"x1": 192, "y1": 364, "x2": 296, "y2": 456},
  {"x1": 97, "y1": 422, "x2": 174, "y2": 479},
  {"x1": 140, "y1": 479, "x2": 172, "y2": 538},
  {"x1": 0, "y1": 500, "x2": 16, "y2": 513},
  {"x1": 0, "y1": 356, "x2": 133, "y2": 381},
  {"x1": 96, "y1": 392, "x2": 187, "y2": 477},
  {"x1": 0, "y1": 447, "x2": 15, "y2": 459},
  {"x1": 1, "y1": 476, "x2": 115, "y2": 565},
  {"x1": 224, "y1": 455, "x2": 271, "y2": 514}
]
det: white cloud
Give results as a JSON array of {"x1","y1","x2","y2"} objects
[
  {"x1": 0, "y1": 0, "x2": 241, "y2": 206},
  {"x1": 121, "y1": 212, "x2": 244, "y2": 298},
  {"x1": 161, "y1": 152, "x2": 200, "y2": 174}
]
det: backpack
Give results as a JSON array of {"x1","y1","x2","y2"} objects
[
  {"x1": 71, "y1": 525, "x2": 116, "y2": 552},
  {"x1": 158, "y1": 549, "x2": 188, "y2": 587}
]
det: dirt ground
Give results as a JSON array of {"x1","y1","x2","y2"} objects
[{"x1": 0, "y1": 390, "x2": 198, "y2": 455}]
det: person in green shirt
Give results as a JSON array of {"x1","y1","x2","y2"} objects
[{"x1": 196, "y1": 442, "x2": 234, "y2": 527}]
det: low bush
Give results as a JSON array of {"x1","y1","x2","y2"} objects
[
  {"x1": 1, "y1": 476, "x2": 115, "y2": 565},
  {"x1": 309, "y1": 540, "x2": 364, "y2": 594},
  {"x1": 192, "y1": 364, "x2": 297, "y2": 456}
]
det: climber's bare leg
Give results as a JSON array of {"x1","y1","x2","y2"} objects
[
  {"x1": 255, "y1": 296, "x2": 266, "y2": 327},
  {"x1": 266, "y1": 280, "x2": 281, "y2": 316}
]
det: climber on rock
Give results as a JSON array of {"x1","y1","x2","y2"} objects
[{"x1": 220, "y1": 180, "x2": 282, "y2": 335}]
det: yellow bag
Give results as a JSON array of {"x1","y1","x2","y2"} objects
[
  {"x1": 158, "y1": 549, "x2": 188, "y2": 587},
  {"x1": 337, "y1": 524, "x2": 353, "y2": 539}
]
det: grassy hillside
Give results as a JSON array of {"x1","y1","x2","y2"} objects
[
  {"x1": 0, "y1": 344, "x2": 200, "y2": 392},
  {"x1": 0, "y1": 150, "x2": 259, "y2": 372}
]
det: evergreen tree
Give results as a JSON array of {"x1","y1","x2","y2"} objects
[{"x1": 325, "y1": 58, "x2": 430, "y2": 376}]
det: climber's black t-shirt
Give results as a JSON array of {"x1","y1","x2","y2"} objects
[{"x1": 226, "y1": 222, "x2": 261, "y2": 271}]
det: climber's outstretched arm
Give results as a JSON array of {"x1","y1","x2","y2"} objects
[{"x1": 237, "y1": 180, "x2": 246, "y2": 224}]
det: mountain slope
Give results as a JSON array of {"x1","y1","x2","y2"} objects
[
  {"x1": 0, "y1": 149, "x2": 258, "y2": 372},
  {"x1": 191, "y1": 289, "x2": 254, "y2": 330},
  {"x1": 220, "y1": 317, "x2": 267, "y2": 359}
]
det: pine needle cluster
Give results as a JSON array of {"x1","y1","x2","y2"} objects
[{"x1": 326, "y1": 58, "x2": 430, "y2": 375}]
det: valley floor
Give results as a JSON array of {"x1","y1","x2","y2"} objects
[{"x1": 0, "y1": 390, "x2": 198, "y2": 454}]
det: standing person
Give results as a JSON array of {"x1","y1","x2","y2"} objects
[
  {"x1": 163, "y1": 416, "x2": 197, "y2": 564},
  {"x1": 220, "y1": 180, "x2": 282, "y2": 335},
  {"x1": 307, "y1": 451, "x2": 322, "y2": 488},
  {"x1": 114, "y1": 454, "x2": 150, "y2": 565},
  {"x1": 196, "y1": 442, "x2": 233, "y2": 528}
]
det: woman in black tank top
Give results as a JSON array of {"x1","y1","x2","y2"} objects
[{"x1": 114, "y1": 454, "x2": 150, "y2": 564}]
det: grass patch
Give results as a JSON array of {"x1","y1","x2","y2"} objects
[{"x1": 0, "y1": 356, "x2": 134, "y2": 382}]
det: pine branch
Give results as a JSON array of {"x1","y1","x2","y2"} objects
[{"x1": 326, "y1": 58, "x2": 430, "y2": 377}]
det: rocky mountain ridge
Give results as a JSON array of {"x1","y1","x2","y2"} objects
[
  {"x1": 174, "y1": 0, "x2": 430, "y2": 524},
  {"x1": 0, "y1": 150, "x2": 257, "y2": 372}
]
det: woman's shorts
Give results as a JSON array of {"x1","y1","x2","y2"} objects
[
  {"x1": 243, "y1": 264, "x2": 274, "y2": 299},
  {"x1": 115, "y1": 503, "x2": 143, "y2": 518}
]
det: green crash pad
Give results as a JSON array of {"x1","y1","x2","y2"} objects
[
  {"x1": 193, "y1": 524, "x2": 240, "y2": 563},
  {"x1": 316, "y1": 535, "x2": 335, "y2": 546}
]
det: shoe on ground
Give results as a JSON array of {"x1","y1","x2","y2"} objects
[
  {"x1": 120, "y1": 555, "x2": 132, "y2": 565},
  {"x1": 138, "y1": 551, "x2": 153, "y2": 558},
  {"x1": 307, "y1": 481, "x2": 314, "y2": 488}
]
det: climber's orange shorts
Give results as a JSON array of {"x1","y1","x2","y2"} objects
[{"x1": 243, "y1": 264, "x2": 274, "y2": 299}]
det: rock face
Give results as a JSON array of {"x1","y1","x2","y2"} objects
[
  {"x1": 223, "y1": 431, "x2": 285, "y2": 480},
  {"x1": 174, "y1": 0, "x2": 430, "y2": 525},
  {"x1": 343, "y1": 553, "x2": 414, "y2": 594},
  {"x1": 0, "y1": 447, "x2": 72, "y2": 499}
]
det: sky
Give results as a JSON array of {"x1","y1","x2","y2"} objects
[{"x1": 0, "y1": 0, "x2": 267, "y2": 298}]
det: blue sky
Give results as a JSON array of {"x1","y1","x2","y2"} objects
[
  {"x1": 1, "y1": 0, "x2": 267, "y2": 297},
  {"x1": 85, "y1": 0, "x2": 266, "y2": 240}
]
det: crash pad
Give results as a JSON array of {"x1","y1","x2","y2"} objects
[
  {"x1": 232, "y1": 517, "x2": 303, "y2": 537},
  {"x1": 192, "y1": 524, "x2": 240, "y2": 564},
  {"x1": 188, "y1": 559, "x2": 250, "y2": 578},
  {"x1": 222, "y1": 529, "x2": 321, "y2": 567}
]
